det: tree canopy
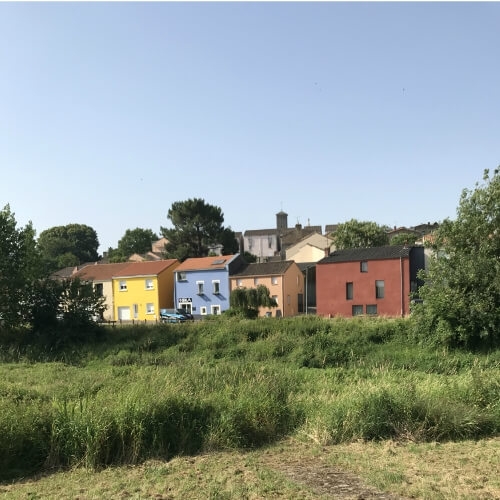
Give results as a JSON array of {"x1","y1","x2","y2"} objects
[
  {"x1": 332, "y1": 219, "x2": 389, "y2": 249},
  {"x1": 413, "y1": 168, "x2": 500, "y2": 348},
  {"x1": 229, "y1": 285, "x2": 277, "y2": 318},
  {"x1": 107, "y1": 228, "x2": 158, "y2": 262},
  {"x1": 0, "y1": 208, "x2": 105, "y2": 336},
  {"x1": 161, "y1": 198, "x2": 238, "y2": 261},
  {"x1": 389, "y1": 232, "x2": 419, "y2": 246},
  {"x1": 38, "y1": 224, "x2": 100, "y2": 272},
  {"x1": 0, "y1": 205, "x2": 41, "y2": 329}
]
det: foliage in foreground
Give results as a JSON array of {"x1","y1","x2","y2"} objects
[
  {"x1": 413, "y1": 168, "x2": 500, "y2": 348},
  {"x1": 1, "y1": 316, "x2": 500, "y2": 481}
]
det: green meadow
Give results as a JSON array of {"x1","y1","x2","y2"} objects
[{"x1": 1, "y1": 316, "x2": 499, "y2": 495}]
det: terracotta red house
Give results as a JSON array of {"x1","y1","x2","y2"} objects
[{"x1": 316, "y1": 245, "x2": 425, "y2": 318}]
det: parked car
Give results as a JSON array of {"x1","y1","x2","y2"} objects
[
  {"x1": 160, "y1": 309, "x2": 187, "y2": 323},
  {"x1": 176, "y1": 308, "x2": 194, "y2": 320}
]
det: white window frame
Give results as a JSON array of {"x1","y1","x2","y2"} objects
[
  {"x1": 254, "y1": 277, "x2": 259, "y2": 285},
  {"x1": 272, "y1": 295, "x2": 279, "y2": 305},
  {"x1": 200, "y1": 306, "x2": 207, "y2": 315},
  {"x1": 119, "y1": 280, "x2": 127, "y2": 291},
  {"x1": 237, "y1": 279, "x2": 243, "y2": 287},
  {"x1": 196, "y1": 280, "x2": 204, "y2": 295},
  {"x1": 145, "y1": 279, "x2": 154, "y2": 290},
  {"x1": 271, "y1": 276, "x2": 278, "y2": 285},
  {"x1": 146, "y1": 303, "x2": 155, "y2": 315},
  {"x1": 212, "y1": 280, "x2": 220, "y2": 294},
  {"x1": 211, "y1": 305, "x2": 221, "y2": 315},
  {"x1": 177, "y1": 272, "x2": 187, "y2": 281}
]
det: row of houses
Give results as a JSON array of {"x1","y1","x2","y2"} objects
[{"x1": 71, "y1": 244, "x2": 426, "y2": 322}]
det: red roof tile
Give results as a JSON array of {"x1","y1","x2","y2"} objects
[
  {"x1": 113, "y1": 259, "x2": 179, "y2": 278},
  {"x1": 175, "y1": 255, "x2": 238, "y2": 272},
  {"x1": 72, "y1": 262, "x2": 131, "y2": 281}
]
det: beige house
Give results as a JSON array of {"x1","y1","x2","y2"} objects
[
  {"x1": 128, "y1": 237, "x2": 169, "y2": 262},
  {"x1": 230, "y1": 261, "x2": 305, "y2": 317},
  {"x1": 285, "y1": 232, "x2": 334, "y2": 263},
  {"x1": 72, "y1": 262, "x2": 131, "y2": 321}
]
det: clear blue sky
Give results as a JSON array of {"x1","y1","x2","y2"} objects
[{"x1": 1, "y1": 2, "x2": 499, "y2": 253}]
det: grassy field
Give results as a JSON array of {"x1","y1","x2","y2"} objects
[{"x1": 1, "y1": 316, "x2": 499, "y2": 498}]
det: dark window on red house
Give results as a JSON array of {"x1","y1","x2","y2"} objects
[
  {"x1": 375, "y1": 280, "x2": 385, "y2": 299},
  {"x1": 360, "y1": 261, "x2": 368, "y2": 272},
  {"x1": 366, "y1": 304, "x2": 377, "y2": 315},
  {"x1": 352, "y1": 305, "x2": 363, "y2": 316},
  {"x1": 346, "y1": 282, "x2": 353, "y2": 300}
]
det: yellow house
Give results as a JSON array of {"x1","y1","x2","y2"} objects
[
  {"x1": 112, "y1": 260, "x2": 180, "y2": 322},
  {"x1": 73, "y1": 262, "x2": 131, "y2": 321},
  {"x1": 230, "y1": 261, "x2": 304, "y2": 317}
]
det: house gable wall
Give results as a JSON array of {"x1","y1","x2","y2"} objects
[
  {"x1": 175, "y1": 268, "x2": 230, "y2": 316},
  {"x1": 316, "y1": 257, "x2": 411, "y2": 317}
]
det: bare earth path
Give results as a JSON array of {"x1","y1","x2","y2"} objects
[{"x1": 259, "y1": 451, "x2": 408, "y2": 499}]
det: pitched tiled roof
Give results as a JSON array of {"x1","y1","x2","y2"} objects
[
  {"x1": 175, "y1": 255, "x2": 238, "y2": 272},
  {"x1": 318, "y1": 245, "x2": 411, "y2": 264},
  {"x1": 324, "y1": 224, "x2": 339, "y2": 234},
  {"x1": 244, "y1": 228, "x2": 278, "y2": 237},
  {"x1": 231, "y1": 261, "x2": 294, "y2": 277},
  {"x1": 113, "y1": 259, "x2": 179, "y2": 278},
  {"x1": 50, "y1": 263, "x2": 93, "y2": 280},
  {"x1": 280, "y1": 227, "x2": 323, "y2": 248},
  {"x1": 73, "y1": 262, "x2": 132, "y2": 281}
]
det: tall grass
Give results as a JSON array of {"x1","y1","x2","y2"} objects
[{"x1": 1, "y1": 315, "x2": 499, "y2": 481}]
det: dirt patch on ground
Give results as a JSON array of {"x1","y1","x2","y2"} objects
[{"x1": 259, "y1": 444, "x2": 409, "y2": 499}]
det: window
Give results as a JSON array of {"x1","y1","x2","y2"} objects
[
  {"x1": 268, "y1": 236, "x2": 273, "y2": 248},
  {"x1": 119, "y1": 280, "x2": 127, "y2": 291},
  {"x1": 366, "y1": 304, "x2": 378, "y2": 315},
  {"x1": 196, "y1": 281, "x2": 204, "y2": 295},
  {"x1": 212, "y1": 280, "x2": 220, "y2": 294},
  {"x1": 271, "y1": 276, "x2": 278, "y2": 285},
  {"x1": 200, "y1": 306, "x2": 207, "y2": 315},
  {"x1": 360, "y1": 261, "x2": 368, "y2": 273},
  {"x1": 177, "y1": 272, "x2": 187, "y2": 281},
  {"x1": 352, "y1": 305, "x2": 363, "y2": 316},
  {"x1": 146, "y1": 303, "x2": 154, "y2": 315},
  {"x1": 287, "y1": 295, "x2": 291, "y2": 305},
  {"x1": 375, "y1": 280, "x2": 385, "y2": 299},
  {"x1": 145, "y1": 279, "x2": 154, "y2": 290},
  {"x1": 95, "y1": 283, "x2": 103, "y2": 296},
  {"x1": 211, "y1": 305, "x2": 221, "y2": 315},
  {"x1": 237, "y1": 279, "x2": 243, "y2": 287},
  {"x1": 346, "y1": 282, "x2": 353, "y2": 300},
  {"x1": 272, "y1": 295, "x2": 278, "y2": 305},
  {"x1": 254, "y1": 278, "x2": 259, "y2": 285}
]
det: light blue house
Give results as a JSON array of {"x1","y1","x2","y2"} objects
[{"x1": 173, "y1": 254, "x2": 245, "y2": 317}]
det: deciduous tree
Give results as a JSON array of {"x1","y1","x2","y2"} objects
[
  {"x1": 332, "y1": 219, "x2": 389, "y2": 249},
  {"x1": 229, "y1": 285, "x2": 277, "y2": 318},
  {"x1": 0, "y1": 205, "x2": 41, "y2": 329},
  {"x1": 38, "y1": 224, "x2": 100, "y2": 272},
  {"x1": 389, "y1": 232, "x2": 419, "y2": 246},
  {"x1": 413, "y1": 168, "x2": 500, "y2": 348},
  {"x1": 107, "y1": 228, "x2": 159, "y2": 262}
]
